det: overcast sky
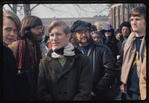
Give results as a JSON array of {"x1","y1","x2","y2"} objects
[{"x1": 3, "y1": 4, "x2": 109, "y2": 19}]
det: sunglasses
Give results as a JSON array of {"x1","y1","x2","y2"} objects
[{"x1": 105, "y1": 30, "x2": 111, "y2": 33}]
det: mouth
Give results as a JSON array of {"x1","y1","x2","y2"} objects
[
  {"x1": 52, "y1": 42, "x2": 60, "y2": 46},
  {"x1": 81, "y1": 37, "x2": 87, "y2": 40},
  {"x1": 8, "y1": 38, "x2": 14, "y2": 42}
]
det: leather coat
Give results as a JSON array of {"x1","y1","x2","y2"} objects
[{"x1": 77, "y1": 39, "x2": 116, "y2": 96}]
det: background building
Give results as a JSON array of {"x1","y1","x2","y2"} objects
[
  {"x1": 42, "y1": 16, "x2": 109, "y2": 35},
  {"x1": 108, "y1": 3, "x2": 146, "y2": 29}
]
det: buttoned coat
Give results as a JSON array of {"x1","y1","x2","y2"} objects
[{"x1": 38, "y1": 50, "x2": 92, "y2": 100}]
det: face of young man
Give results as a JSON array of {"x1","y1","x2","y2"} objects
[
  {"x1": 130, "y1": 14, "x2": 146, "y2": 36},
  {"x1": 3, "y1": 18, "x2": 18, "y2": 45},
  {"x1": 30, "y1": 25, "x2": 44, "y2": 42},
  {"x1": 121, "y1": 26, "x2": 130, "y2": 38},
  {"x1": 49, "y1": 26, "x2": 71, "y2": 50},
  {"x1": 75, "y1": 30, "x2": 90, "y2": 46}
]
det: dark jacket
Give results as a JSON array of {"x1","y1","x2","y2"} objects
[
  {"x1": 77, "y1": 39, "x2": 116, "y2": 99},
  {"x1": 116, "y1": 39, "x2": 127, "y2": 85},
  {"x1": 38, "y1": 48, "x2": 92, "y2": 100},
  {"x1": 3, "y1": 43, "x2": 20, "y2": 101},
  {"x1": 103, "y1": 35, "x2": 119, "y2": 62}
]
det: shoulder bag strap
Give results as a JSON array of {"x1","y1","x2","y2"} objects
[{"x1": 16, "y1": 40, "x2": 25, "y2": 73}]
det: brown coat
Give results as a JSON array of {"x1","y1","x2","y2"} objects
[
  {"x1": 120, "y1": 32, "x2": 146, "y2": 93},
  {"x1": 139, "y1": 48, "x2": 146, "y2": 100},
  {"x1": 38, "y1": 52, "x2": 92, "y2": 100}
]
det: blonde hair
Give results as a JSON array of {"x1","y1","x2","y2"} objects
[
  {"x1": 3, "y1": 10, "x2": 21, "y2": 32},
  {"x1": 48, "y1": 20, "x2": 70, "y2": 35}
]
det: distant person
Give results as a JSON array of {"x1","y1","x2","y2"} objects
[
  {"x1": 115, "y1": 29, "x2": 122, "y2": 41},
  {"x1": 94, "y1": 21, "x2": 102, "y2": 31},
  {"x1": 103, "y1": 24, "x2": 119, "y2": 62},
  {"x1": 117, "y1": 21, "x2": 131, "y2": 54},
  {"x1": 90, "y1": 24, "x2": 97, "y2": 32},
  {"x1": 90, "y1": 31, "x2": 103, "y2": 43},
  {"x1": 38, "y1": 20, "x2": 92, "y2": 100}
]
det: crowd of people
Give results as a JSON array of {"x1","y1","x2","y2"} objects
[{"x1": 3, "y1": 6, "x2": 146, "y2": 101}]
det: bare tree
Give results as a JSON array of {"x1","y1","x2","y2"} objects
[
  {"x1": 6, "y1": 4, "x2": 40, "y2": 16},
  {"x1": 8, "y1": 4, "x2": 17, "y2": 14}
]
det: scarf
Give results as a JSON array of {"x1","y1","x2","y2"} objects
[
  {"x1": 51, "y1": 42, "x2": 76, "y2": 58},
  {"x1": 121, "y1": 32, "x2": 146, "y2": 84}
]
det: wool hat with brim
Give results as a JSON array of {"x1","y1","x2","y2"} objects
[
  {"x1": 70, "y1": 20, "x2": 91, "y2": 33},
  {"x1": 104, "y1": 24, "x2": 114, "y2": 31},
  {"x1": 104, "y1": 24, "x2": 116, "y2": 35}
]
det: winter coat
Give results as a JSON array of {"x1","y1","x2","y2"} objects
[
  {"x1": 77, "y1": 39, "x2": 116, "y2": 99},
  {"x1": 103, "y1": 35, "x2": 119, "y2": 62},
  {"x1": 38, "y1": 49, "x2": 92, "y2": 100},
  {"x1": 8, "y1": 39, "x2": 42, "y2": 99},
  {"x1": 120, "y1": 32, "x2": 146, "y2": 93},
  {"x1": 3, "y1": 43, "x2": 20, "y2": 101},
  {"x1": 139, "y1": 48, "x2": 146, "y2": 100}
]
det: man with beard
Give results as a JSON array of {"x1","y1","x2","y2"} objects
[
  {"x1": 9, "y1": 16, "x2": 44, "y2": 100},
  {"x1": 70, "y1": 20, "x2": 116, "y2": 100}
]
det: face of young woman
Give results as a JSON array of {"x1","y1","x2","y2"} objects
[
  {"x1": 3, "y1": 18, "x2": 18, "y2": 45},
  {"x1": 49, "y1": 26, "x2": 71, "y2": 50}
]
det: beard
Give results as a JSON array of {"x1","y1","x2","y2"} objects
[
  {"x1": 28, "y1": 32, "x2": 43, "y2": 43},
  {"x1": 76, "y1": 36, "x2": 91, "y2": 45}
]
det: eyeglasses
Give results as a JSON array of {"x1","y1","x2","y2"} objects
[
  {"x1": 105, "y1": 30, "x2": 111, "y2": 33},
  {"x1": 34, "y1": 26, "x2": 44, "y2": 31},
  {"x1": 76, "y1": 30, "x2": 89, "y2": 35}
]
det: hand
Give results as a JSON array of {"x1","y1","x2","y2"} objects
[{"x1": 91, "y1": 92, "x2": 96, "y2": 96}]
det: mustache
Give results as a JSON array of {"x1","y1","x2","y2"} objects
[{"x1": 81, "y1": 36, "x2": 88, "y2": 39}]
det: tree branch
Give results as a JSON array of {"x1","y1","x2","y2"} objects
[{"x1": 31, "y1": 4, "x2": 40, "y2": 11}]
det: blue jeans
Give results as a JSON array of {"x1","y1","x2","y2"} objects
[
  {"x1": 115, "y1": 91, "x2": 141, "y2": 100},
  {"x1": 126, "y1": 91, "x2": 141, "y2": 100}
]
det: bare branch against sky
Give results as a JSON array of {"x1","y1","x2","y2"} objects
[{"x1": 3, "y1": 4, "x2": 109, "y2": 19}]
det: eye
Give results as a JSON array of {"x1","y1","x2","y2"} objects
[
  {"x1": 14, "y1": 29, "x2": 18, "y2": 33},
  {"x1": 50, "y1": 33, "x2": 54, "y2": 37},
  {"x1": 4, "y1": 27, "x2": 11, "y2": 32}
]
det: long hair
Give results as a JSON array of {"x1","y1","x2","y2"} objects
[
  {"x1": 19, "y1": 15, "x2": 43, "y2": 39},
  {"x1": 3, "y1": 10, "x2": 21, "y2": 34}
]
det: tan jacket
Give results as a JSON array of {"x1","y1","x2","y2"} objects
[
  {"x1": 120, "y1": 32, "x2": 146, "y2": 93},
  {"x1": 139, "y1": 49, "x2": 146, "y2": 100}
]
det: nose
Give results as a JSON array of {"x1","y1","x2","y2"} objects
[
  {"x1": 37, "y1": 29, "x2": 43, "y2": 33},
  {"x1": 9, "y1": 31, "x2": 15, "y2": 36},
  {"x1": 82, "y1": 32, "x2": 87, "y2": 36},
  {"x1": 52, "y1": 35, "x2": 59, "y2": 41}
]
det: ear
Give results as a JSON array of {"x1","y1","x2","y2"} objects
[{"x1": 66, "y1": 33, "x2": 72, "y2": 41}]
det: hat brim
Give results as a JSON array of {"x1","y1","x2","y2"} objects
[{"x1": 74, "y1": 26, "x2": 90, "y2": 32}]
